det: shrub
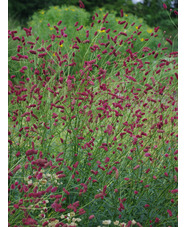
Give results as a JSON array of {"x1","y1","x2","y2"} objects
[
  {"x1": 28, "y1": 5, "x2": 91, "y2": 40},
  {"x1": 8, "y1": 3, "x2": 178, "y2": 226}
]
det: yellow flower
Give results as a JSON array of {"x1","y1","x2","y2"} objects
[
  {"x1": 116, "y1": 18, "x2": 119, "y2": 22},
  {"x1": 53, "y1": 53, "x2": 56, "y2": 56},
  {"x1": 99, "y1": 8, "x2": 103, "y2": 11},
  {"x1": 60, "y1": 44, "x2": 63, "y2": 47},
  {"x1": 40, "y1": 10, "x2": 45, "y2": 15},
  {"x1": 49, "y1": 27, "x2": 54, "y2": 30},
  {"x1": 147, "y1": 28, "x2": 153, "y2": 33},
  {"x1": 97, "y1": 29, "x2": 105, "y2": 33},
  {"x1": 71, "y1": 9, "x2": 75, "y2": 11},
  {"x1": 136, "y1": 26, "x2": 138, "y2": 29},
  {"x1": 125, "y1": 14, "x2": 128, "y2": 17},
  {"x1": 141, "y1": 38, "x2": 144, "y2": 42}
]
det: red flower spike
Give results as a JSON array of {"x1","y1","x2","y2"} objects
[
  {"x1": 126, "y1": 220, "x2": 132, "y2": 227},
  {"x1": 13, "y1": 164, "x2": 21, "y2": 174},
  {"x1": 104, "y1": 157, "x2": 110, "y2": 163},
  {"x1": 163, "y1": 3, "x2": 167, "y2": 9},
  {"x1": 79, "y1": 208, "x2": 86, "y2": 215},
  {"x1": 134, "y1": 165, "x2": 140, "y2": 170},
  {"x1": 79, "y1": 0, "x2": 85, "y2": 8},
  {"x1": 167, "y1": 209, "x2": 173, "y2": 217},
  {"x1": 22, "y1": 218, "x2": 38, "y2": 226},
  {"x1": 166, "y1": 38, "x2": 173, "y2": 46},
  {"x1": 120, "y1": 9, "x2": 124, "y2": 17},
  {"x1": 88, "y1": 215, "x2": 95, "y2": 221},
  {"x1": 155, "y1": 217, "x2": 160, "y2": 223}
]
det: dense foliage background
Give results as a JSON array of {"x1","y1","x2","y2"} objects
[
  {"x1": 8, "y1": 1, "x2": 178, "y2": 226},
  {"x1": 8, "y1": 0, "x2": 178, "y2": 49}
]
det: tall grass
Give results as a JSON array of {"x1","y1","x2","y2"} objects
[{"x1": 8, "y1": 3, "x2": 178, "y2": 227}]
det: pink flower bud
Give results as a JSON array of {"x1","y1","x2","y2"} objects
[
  {"x1": 163, "y1": 3, "x2": 167, "y2": 9},
  {"x1": 89, "y1": 215, "x2": 95, "y2": 220}
]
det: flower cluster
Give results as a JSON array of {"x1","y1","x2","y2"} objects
[{"x1": 8, "y1": 2, "x2": 178, "y2": 226}]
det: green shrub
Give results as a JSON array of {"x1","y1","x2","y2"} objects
[{"x1": 28, "y1": 5, "x2": 90, "y2": 40}]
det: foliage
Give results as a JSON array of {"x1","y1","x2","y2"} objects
[
  {"x1": 28, "y1": 5, "x2": 90, "y2": 40},
  {"x1": 8, "y1": 4, "x2": 178, "y2": 227}
]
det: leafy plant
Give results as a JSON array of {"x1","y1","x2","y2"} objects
[{"x1": 8, "y1": 3, "x2": 178, "y2": 226}]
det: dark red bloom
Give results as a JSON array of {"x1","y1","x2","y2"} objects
[
  {"x1": 167, "y1": 209, "x2": 173, "y2": 217},
  {"x1": 79, "y1": 0, "x2": 85, "y2": 8},
  {"x1": 163, "y1": 3, "x2": 167, "y2": 9},
  {"x1": 120, "y1": 9, "x2": 124, "y2": 17},
  {"x1": 166, "y1": 38, "x2": 173, "y2": 46},
  {"x1": 22, "y1": 217, "x2": 38, "y2": 225}
]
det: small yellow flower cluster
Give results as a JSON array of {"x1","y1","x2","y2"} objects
[
  {"x1": 140, "y1": 38, "x2": 144, "y2": 42},
  {"x1": 40, "y1": 10, "x2": 45, "y2": 15},
  {"x1": 147, "y1": 28, "x2": 153, "y2": 33},
  {"x1": 97, "y1": 29, "x2": 106, "y2": 33}
]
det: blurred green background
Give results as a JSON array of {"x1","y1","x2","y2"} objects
[{"x1": 8, "y1": 0, "x2": 178, "y2": 50}]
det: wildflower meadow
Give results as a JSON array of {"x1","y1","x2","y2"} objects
[{"x1": 8, "y1": 2, "x2": 178, "y2": 226}]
